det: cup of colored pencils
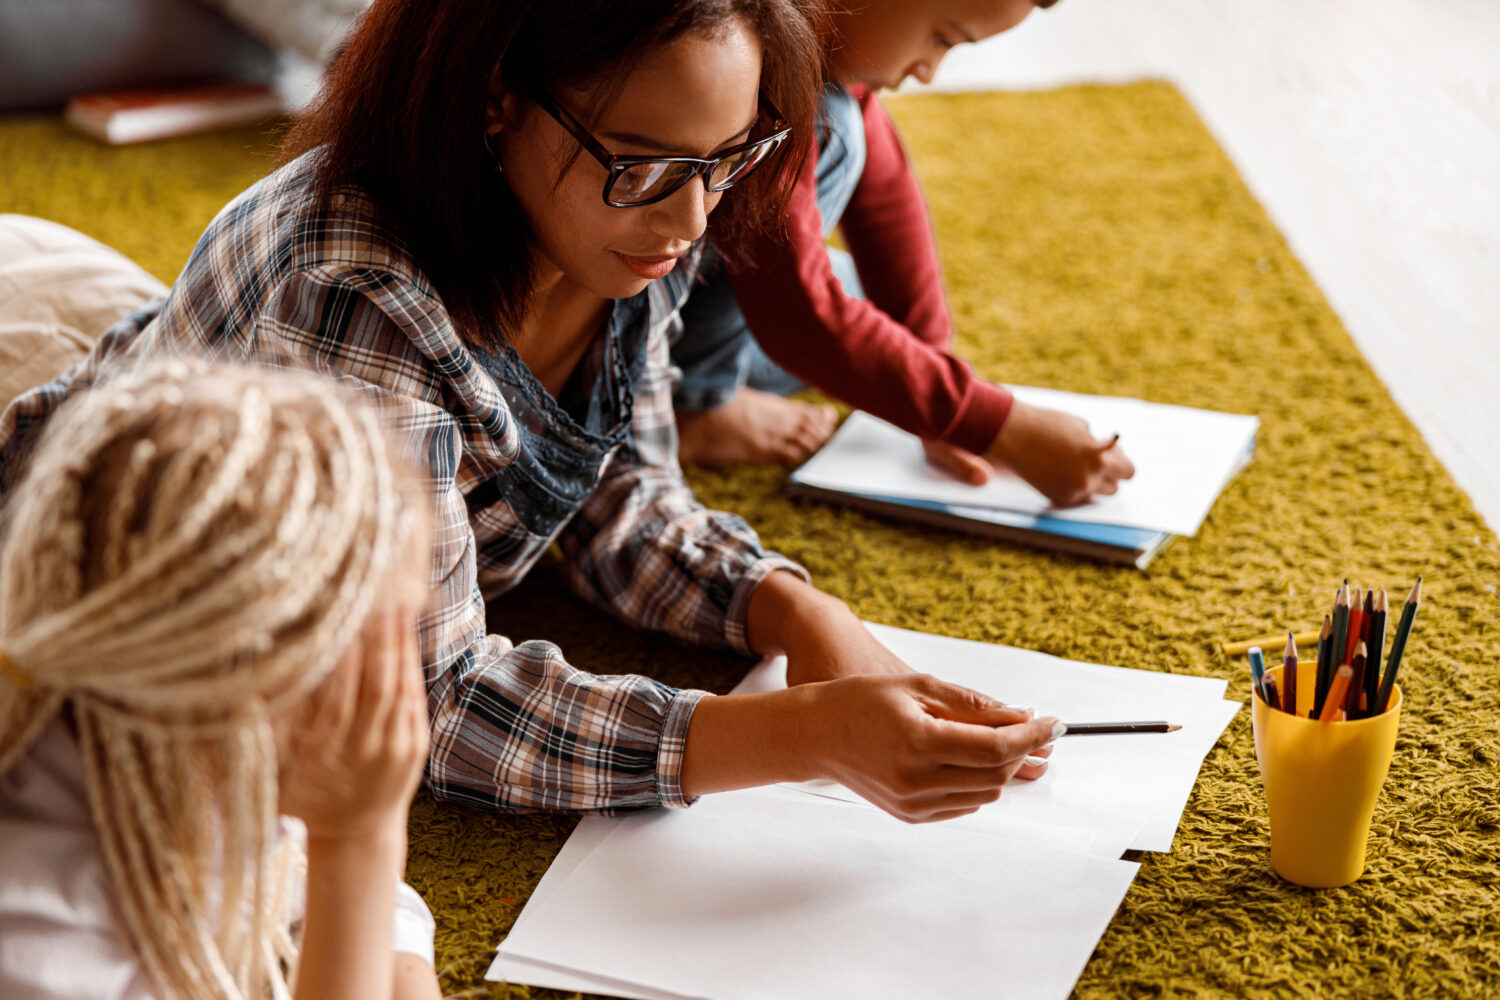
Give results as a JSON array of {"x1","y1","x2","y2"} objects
[{"x1": 1244, "y1": 576, "x2": 1421, "y2": 888}]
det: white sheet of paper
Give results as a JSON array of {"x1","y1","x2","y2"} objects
[
  {"x1": 729, "y1": 622, "x2": 1240, "y2": 855},
  {"x1": 489, "y1": 816, "x2": 678, "y2": 999},
  {"x1": 493, "y1": 785, "x2": 1140, "y2": 1000},
  {"x1": 791, "y1": 386, "x2": 1259, "y2": 536}
]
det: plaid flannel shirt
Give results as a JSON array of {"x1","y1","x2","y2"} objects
[{"x1": 0, "y1": 154, "x2": 808, "y2": 812}]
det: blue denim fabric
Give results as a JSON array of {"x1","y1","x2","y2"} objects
[
  {"x1": 470, "y1": 291, "x2": 651, "y2": 538},
  {"x1": 672, "y1": 83, "x2": 869, "y2": 411}
]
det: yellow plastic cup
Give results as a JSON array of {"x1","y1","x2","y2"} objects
[{"x1": 1252, "y1": 663, "x2": 1402, "y2": 888}]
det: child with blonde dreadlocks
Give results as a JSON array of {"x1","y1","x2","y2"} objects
[{"x1": 0, "y1": 363, "x2": 442, "y2": 1000}]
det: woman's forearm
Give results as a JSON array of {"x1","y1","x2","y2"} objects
[{"x1": 679, "y1": 687, "x2": 820, "y2": 797}]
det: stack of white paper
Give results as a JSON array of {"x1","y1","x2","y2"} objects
[
  {"x1": 491, "y1": 788, "x2": 1141, "y2": 1000},
  {"x1": 487, "y1": 623, "x2": 1241, "y2": 999}
]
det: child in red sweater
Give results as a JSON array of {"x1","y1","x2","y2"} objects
[{"x1": 674, "y1": 0, "x2": 1135, "y2": 508}]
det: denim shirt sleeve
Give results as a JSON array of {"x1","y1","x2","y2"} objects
[{"x1": 553, "y1": 297, "x2": 811, "y2": 655}]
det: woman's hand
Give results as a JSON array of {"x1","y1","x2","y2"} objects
[
  {"x1": 800, "y1": 674, "x2": 1061, "y2": 823},
  {"x1": 278, "y1": 606, "x2": 429, "y2": 847},
  {"x1": 680, "y1": 675, "x2": 1061, "y2": 823}
]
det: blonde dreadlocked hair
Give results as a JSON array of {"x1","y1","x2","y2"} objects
[{"x1": 0, "y1": 361, "x2": 419, "y2": 1000}]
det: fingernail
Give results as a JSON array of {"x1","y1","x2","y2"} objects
[
  {"x1": 1050, "y1": 721, "x2": 1068, "y2": 739},
  {"x1": 1006, "y1": 705, "x2": 1033, "y2": 716},
  {"x1": 1023, "y1": 755, "x2": 1048, "y2": 768}
]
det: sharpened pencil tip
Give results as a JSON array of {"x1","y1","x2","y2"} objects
[{"x1": 1167, "y1": 724, "x2": 1182, "y2": 732}]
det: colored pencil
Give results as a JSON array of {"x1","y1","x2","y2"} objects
[
  {"x1": 1319, "y1": 665, "x2": 1354, "y2": 722},
  {"x1": 1343, "y1": 586, "x2": 1365, "y2": 666},
  {"x1": 1247, "y1": 646, "x2": 1267, "y2": 701},
  {"x1": 1364, "y1": 589, "x2": 1388, "y2": 718},
  {"x1": 1282, "y1": 632, "x2": 1299, "y2": 717},
  {"x1": 1060, "y1": 721, "x2": 1182, "y2": 735},
  {"x1": 1263, "y1": 671, "x2": 1282, "y2": 712},
  {"x1": 1344, "y1": 641, "x2": 1367, "y2": 717},
  {"x1": 1314, "y1": 613, "x2": 1332, "y2": 711},
  {"x1": 1221, "y1": 629, "x2": 1320, "y2": 657},
  {"x1": 1317, "y1": 592, "x2": 1348, "y2": 717},
  {"x1": 1375, "y1": 577, "x2": 1422, "y2": 715}
]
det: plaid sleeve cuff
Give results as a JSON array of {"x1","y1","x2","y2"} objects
[
  {"x1": 655, "y1": 687, "x2": 712, "y2": 808},
  {"x1": 722, "y1": 556, "x2": 811, "y2": 655}
]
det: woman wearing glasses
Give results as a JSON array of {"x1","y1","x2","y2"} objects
[{"x1": 1, "y1": 0, "x2": 1061, "y2": 824}]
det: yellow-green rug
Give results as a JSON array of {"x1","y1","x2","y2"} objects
[{"x1": 3, "y1": 82, "x2": 1497, "y2": 999}]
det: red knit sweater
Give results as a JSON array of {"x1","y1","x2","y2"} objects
[{"x1": 723, "y1": 87, "x2": 1013, "y2": 454}]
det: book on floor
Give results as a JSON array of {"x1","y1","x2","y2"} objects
[{"x1": 63, "y1": 80, "x2": 287, "y2": 146}]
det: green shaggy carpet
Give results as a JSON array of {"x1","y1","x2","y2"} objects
[{"x1": 3, "y1": 82, "x2": 1498, "y2": 998}]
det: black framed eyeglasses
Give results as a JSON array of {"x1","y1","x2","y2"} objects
[{"x1": 533, "y1": 92, "x2": 792, "y2": 208}]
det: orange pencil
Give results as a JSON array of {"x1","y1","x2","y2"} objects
[{"x1": 1319, "y1": 665, "x2": 1354, "y2": 722}]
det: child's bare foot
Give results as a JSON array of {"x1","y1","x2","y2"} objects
[{"x1": 677, "y1": 387, "x2": 838, "y2": 465}]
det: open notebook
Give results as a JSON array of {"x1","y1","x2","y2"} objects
[{"x1": 789, "y1": 386, "x2": 1259, "y2": 567}]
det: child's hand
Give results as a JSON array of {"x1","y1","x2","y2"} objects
[
  {"x1": 922, "y1": 438, "x2": 994, "y2": 486},
  {"x1": 804, "y1": 674, "x2": 1061, "y2": 823},
  {"x1": 278, "y1": 607, "x2": 429, "y2": 846},
  {"x1": 982, "y1": 398, "x2": 1136, "y2": 506}
]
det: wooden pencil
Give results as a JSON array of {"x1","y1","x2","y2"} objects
[
  {"x1": 1343, "y1": 586, "x2": 1365, "y2": 666},
  {"x1": 1365, "y1": 589, "x2": 1388, "y2": 717},
  {"x1": 1247, "y1": 646, "x2": 1267, "y2": 702},
  {"x1": 1221, "y1": 629, "x2": 1320, "y2": 657},
  {"x1": 1320, "y1": 665, "x2": 1354, "y2": 722},
  {"x1": 1319, "y1": 590, "x2": 1349, "y2": 717},
  {"x1": 1375, "y1": 577, "x2": 1422, "y2": 715},
  {"x1": 1283, "y1": 631, "x2": 1299, "y2": 717},
  {"x1": 1344, "y1": 641, "x2": 1367, "y2": 718},
  {"x1": 1314, "y1": 613, "x2": 1333, "y2": 716}
]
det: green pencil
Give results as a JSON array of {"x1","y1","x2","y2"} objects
[{"x1": 1375, "y1": 577, "x2": 1421, "y2": 715}]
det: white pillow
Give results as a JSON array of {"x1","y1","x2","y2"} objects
[{"x1": 0, "y1": 215, "x2": 168, "y2": 413}]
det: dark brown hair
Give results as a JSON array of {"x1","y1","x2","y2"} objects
[{"x1": 285, "y1": 0, "x2": 825, "y2": 349}]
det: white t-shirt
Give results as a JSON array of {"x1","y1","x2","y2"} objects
[{"x1": 0, "y1": 718, "x2": 435, "y2": 1000}]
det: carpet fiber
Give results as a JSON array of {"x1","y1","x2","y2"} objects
[{"x1": 3, "y1": 81, "x2": 1497, "y2": 998}]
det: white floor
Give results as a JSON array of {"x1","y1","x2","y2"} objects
[{"x1": 910, "y1": 0, "x2": 1500, "y2": 532}]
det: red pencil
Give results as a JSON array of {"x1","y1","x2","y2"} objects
[
  {"x1": 1320, "y1": 665, "x2": 1354, "y2": 722},
  {"x1": 1343, "y1": 586, "x2": 1365, "y2": 666}
]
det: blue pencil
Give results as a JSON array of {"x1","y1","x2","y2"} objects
[{"x1": 1248, "y1": 646, "x2": 1267, "y2": 702}]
